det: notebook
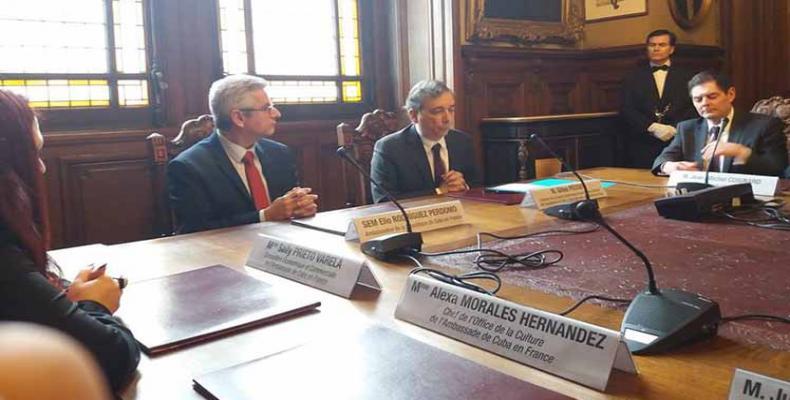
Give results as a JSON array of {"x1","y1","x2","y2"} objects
[
  {"x1": 448, "y1": 187, "x2": 525, "y2": 205},
  {"x1": 193, "y1": 325, "x2": 571, "y2": 400},
  {"x1": 117, "y1": 264, "x2": 321, "y2": 355}
]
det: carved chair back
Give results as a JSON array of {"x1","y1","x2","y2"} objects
[
  {"x1": 146, "y1": 114, "x2": 215, "y2": 236},
  {"x1": 336, "y1": 109, "x2": 404, "y2": 207},
  {"x1": 751, "y1": 96, "x2": 790, "y2": 177}
]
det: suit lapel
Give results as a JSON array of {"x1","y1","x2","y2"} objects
[
  {"x1": 255, "y1": 142, "x2": 275, "y2": 199},
  {"x1": 406, "y1": 125, "x2": 434, "y2": 187},
  {"x1": 642, "y1": 67, "x2": 661, "y2": 103},
  {"x1": 207, "y1": 133, "x2": 253, "y2": 205},
  {"x1": 722, "y1": 112, "x2": 746, "y2": 172},
  {"x1": 446, "y1": 131, "x2": 462, "y2": 171}
]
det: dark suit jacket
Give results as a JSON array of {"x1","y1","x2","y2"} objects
[
  {"x1": 651, "y1": 111, "x2": 788, "y2": 176},
  {"x1": 620, "y1": 63, "x2": 697, "y2": 168},
  {"x1": 370, "y1": 125, "x2": 480, "y2": 203},
  {"x1": 0, "y1": 232, "x2": 141, "y2": 391},
  {"x1": 168, "y1": 132, "x2": 298, "y2": 234}
]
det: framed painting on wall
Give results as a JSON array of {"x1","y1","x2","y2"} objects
[
  {"x1": 585, "y1": 0, "x2": 648, "y2": 22},
  {"x1": 464, "y1": 0, "x2": 584, "y2": 45}
]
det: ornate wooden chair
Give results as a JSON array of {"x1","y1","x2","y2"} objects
[
  {"x1": 336, "y1": 109, "x2": 404, "y2": 207},
  {"x1": 751, "y1": 96, "x2": 790, "y2": 177},
  {"x1": 146, "y1": 114, "x2": 215, "y2": 236}
]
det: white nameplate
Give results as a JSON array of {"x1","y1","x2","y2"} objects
[
  {"x1": 669, "y1": 171, "x2": 779, "y2": 197},
  {"x1": 247, "y1": 233, "x2": 380, "y2": 298},
  {"x1": 520, "y1": 180, "x2": 607, "y2": 209},
  {"x1": 395, "y1": 274, "x2": 636, "y2": 390},
  {"x1": 346, "y1": 200, "x2": 466, "y2": 242},
  {"x1": 728, "y1": 369, "x2": 790, "y2": 400}
]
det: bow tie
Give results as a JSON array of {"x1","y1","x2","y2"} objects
[{"x1": 651, "y1": 65, "x2": 669, "y2": 72}]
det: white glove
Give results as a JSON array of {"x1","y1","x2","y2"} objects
[{"x1": 648, "y1": 123, "x2": 676, "y2": 142}]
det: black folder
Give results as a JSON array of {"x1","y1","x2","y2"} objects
[
  {"x1": 118, "y1": 265, "x2": 320, "y2": 354},
  {"x1": 193, "y1": 325, "x2": 571, "y2": 400}
]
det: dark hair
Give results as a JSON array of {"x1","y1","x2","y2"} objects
[
  {"x1": 646, "y1": 29, "x2": 677, "y2": 46},
  {"x1": 0, "y1": 90, "x2": 50, "y2": 273},
  {"x1": 687, "y1": 70, "x2": 733, "y2": 94},
  {"x1": 404, "y1": 80, "x2": 452, "y2": 111}
]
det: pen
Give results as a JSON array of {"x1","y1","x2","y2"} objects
[{"x1": 114, "y1": 276, "x2": 128, "y2": 290}]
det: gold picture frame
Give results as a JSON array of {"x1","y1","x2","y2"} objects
[
  {"x1": 464, "y1": 0, "x2": 584, "y2": 45},
  {"x1": 668, "y1": 0, "x2": 713, "y2": 29},
  {"x1": 585, "y1": 0, "x2": 648, "y2": 22}
]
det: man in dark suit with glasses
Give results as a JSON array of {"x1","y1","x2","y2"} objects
[{"x1": 168, "y1": 74, "x2": 318, "y2": 234}]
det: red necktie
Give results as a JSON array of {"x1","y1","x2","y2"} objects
[
  {"x1": 432, "y1": 143, "x2": 446, "y2": 187},
  {"x1": 242, "y1": 151, "x2": 270, "y2": 209}
]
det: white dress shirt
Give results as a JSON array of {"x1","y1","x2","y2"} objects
[
  {"x1": 651, "y1": 60, "x2": 670, "y2": 99},
  {"x1": 216, "y1": 132, "x2": 271, "y2": 221},
  {"x1": 705, "y1": 107, "x2": 747, "y2": 170},
  {"x1": 415, "y1": 125, "x2": 449, "y2": 193}
]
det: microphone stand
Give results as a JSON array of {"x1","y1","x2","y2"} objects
[
  {"x1": 530, "y1": 134, "x2": 721, "y2": 355},
  {"x1": 528, "y1": 134, "x2": 597, "y2": 220},
  {"x1": 336, "y1": 147, "x2": 422, "y2": 261}
]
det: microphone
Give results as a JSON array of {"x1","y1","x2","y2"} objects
[
  {"x1": 336, "y1": 146, "x2": 422, "y2": 261},
  {"x1": 528, "y1": 133, "x2": 598, "y2": 221},
  {"x1": 530, "y1": 135, "x2": 721, "y2": 355}
]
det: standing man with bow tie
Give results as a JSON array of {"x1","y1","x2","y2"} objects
[{"x1": 620, "y1": 29, "x2": 697, "y2": 168}]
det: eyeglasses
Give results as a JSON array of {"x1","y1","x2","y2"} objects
[{"x1": 238, "y1": 104, "x2": 278, "y2": 114}]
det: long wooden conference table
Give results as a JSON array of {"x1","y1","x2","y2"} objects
[{"x1": 50, "y1": 168, "x2": 790, "y2": 399}]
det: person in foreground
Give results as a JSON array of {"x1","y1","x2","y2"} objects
[
  {"x1": 0, "y1": 89, "x2": 140, "y2": 391},
  {"x1": 168, "y1": 74, "x2": 318, "y2": 234},
  {"x1": 370, "y1": 80, "x2": 479, "y2": 203},
  {"x1": 652, "y1": 70, "x2": 788, "y2": 176},
  {"x1": 0, "y1": 322, "x2": 110, "y2": 399},
  {"x1": 620, "y1": 29, "x2": 697, "y2": 168}
]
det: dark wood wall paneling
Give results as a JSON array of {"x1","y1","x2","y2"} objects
[
  {"x1": 457, "y1": 44, "x2": 724, "y2": 163},
  {"x1": 720, "y1": 0, "x2": 790, "y2": 112},
  {"x1": 43, "y1": 0, "x2": 395, "y2": 249}
]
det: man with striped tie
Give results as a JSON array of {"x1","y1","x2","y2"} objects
[{"x1": 652, "y1": 70, "x2": 787, "y2": 177}]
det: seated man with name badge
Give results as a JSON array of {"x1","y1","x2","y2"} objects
[
  {"x1": 370, "y1": 80, "x2": 480, "y2": 203},
  {"x1": 652, "y1": 70, "x2": 788, "y2": 177}
]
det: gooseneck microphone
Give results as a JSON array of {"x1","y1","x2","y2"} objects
[
  {"x1": 528, "y1": 133, "x2": 597, "y2": 220},
  {"x1": 530, "y1": 134, "x2": 721, "y2": 355},
  {"x1": 336, "y1": 146, "x2": 422, "y2": 261}
]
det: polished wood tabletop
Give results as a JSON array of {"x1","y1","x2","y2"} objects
[{"x1": 50, "y1": 168, "x2": 790, "y2": 400}]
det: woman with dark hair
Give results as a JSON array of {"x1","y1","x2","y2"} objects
[{"x1": 0, "y1": 89, "x2": 141, "y2": 391}]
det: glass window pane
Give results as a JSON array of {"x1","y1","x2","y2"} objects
[
  {"x1": 218, "y1": 0, "x2": 249, "y2": 74},
  {"x1": 0, "y1": 79, "x2": 111, "y2": 108},
  {"x1": 118, "y1": 79, "x2": 149, "y2": 107},
  {"x1": 338, "y1": 0, "x2": 361, "y2": 77},
  {"x1": 113, "y1": 0, "x2": 147, "y2": 73},
  {"x1": 341, "y1": 81, "x2": 362, "y2": 103},
  {"x1": 0, "y1": 0, "x2": 109, "y2": 74},
  {"x1": 267, "y1": 80, "x2": 338, "y2": 104},
  {"x1": 251, "y1": 0, "x2": 338, "y2": 76}
]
